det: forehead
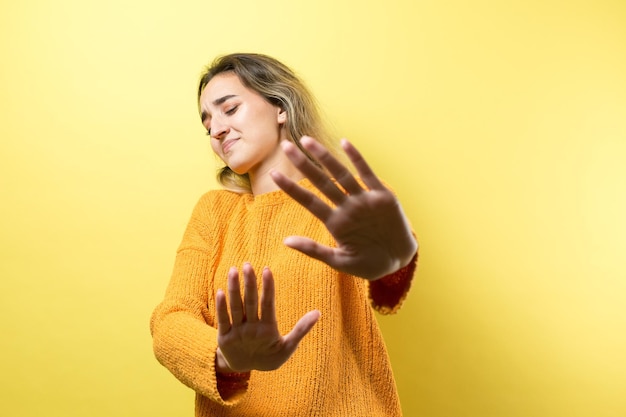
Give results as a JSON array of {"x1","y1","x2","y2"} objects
[{"x1": 199, "y1": 73, "x2": 247, "y2": 106}]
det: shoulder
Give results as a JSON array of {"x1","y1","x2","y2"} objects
[
  {"x1": 187, "y1": 189, "x2": 245, "y2": 223},
  {"x1": 177, "y1": 189, "x2": 245, "y2": 250},
  {"x1": 196, "y1": 188, "x2": 242, "y2": 207}
]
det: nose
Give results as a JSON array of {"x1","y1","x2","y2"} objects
[{"x1": 210, "y1": 117, "x2": 230, "y2": 140}]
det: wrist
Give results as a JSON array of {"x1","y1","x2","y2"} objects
[
  {"x1": 372, "y1": 250, "x2": 418, "y2": 281},
  {"x1": 216, "y1": 347, "x2": 251, "y2": 374},
  {"x1": 215, "y1": 347, "x2": 235, "y2": 373},
  {"x1": 215, "y1": 350, "x2": 251, "y2": 401}
]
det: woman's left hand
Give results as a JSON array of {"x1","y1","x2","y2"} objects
[{"x1": 271, "y1": 136, "x2": 418, "y2": 281}]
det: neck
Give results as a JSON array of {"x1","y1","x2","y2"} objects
[
  {"x1": 250, "y1": 164, "x2": 304, "y2": 195},
  {"x1": 247, "y1": 135, "x2": 305, "y2": 195}
]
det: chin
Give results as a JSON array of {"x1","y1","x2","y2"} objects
[{"x1": 228, "y1": 163, "x2": 251, "y2": 175}]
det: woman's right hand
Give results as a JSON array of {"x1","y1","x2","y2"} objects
[{"x1": 215, "y1": 263, "x2": 320, "y2": 373}]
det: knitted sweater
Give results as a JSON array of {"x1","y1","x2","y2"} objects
[{"x1": 150, "y1": 179, "x2": 417, "y2": 417}]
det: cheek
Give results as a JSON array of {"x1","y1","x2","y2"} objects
[{"x1": 210, "y1": 139, "x2": 223, "y2": 158}]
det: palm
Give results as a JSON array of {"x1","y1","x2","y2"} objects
[
  {"x1": 216, "y1": 264, "x2": 320, "y2": 372},
  {"x1": 322, "y1": 189, "x2": 408, "y2": 277},
  {"x1": 273, "y1": 137, "x2": 417, "y2": 280}
]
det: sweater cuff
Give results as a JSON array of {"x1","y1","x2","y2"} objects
[
  {"x1": 216, "y1": 371, "x2": 251, "y2": 403},
  {"x1": 369, "y1": 252, "x2": 418, "y2": 314}
]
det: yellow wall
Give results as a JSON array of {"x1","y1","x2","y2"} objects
[{"x1": 1, "y1": 0, "x2": 625, "y2": 416}]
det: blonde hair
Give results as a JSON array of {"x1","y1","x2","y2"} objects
[{"x1": 197, "y1": 53, "x2": 340, "y2": 193}]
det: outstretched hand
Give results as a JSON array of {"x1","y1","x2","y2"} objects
[
  {"x1": 271, "y1": 136, "x2": 418, "y2": 281},
  {"x1": 215, "y1": 263, "x2": 320, "y2": 373}
]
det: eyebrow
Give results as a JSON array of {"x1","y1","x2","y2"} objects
[{"x1": 200, "y1": 94, "x2": 238, "y2": 122}]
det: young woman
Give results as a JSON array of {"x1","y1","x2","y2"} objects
[{"x1": 150, "y1": 53, "x2": 418, "y2": 416}]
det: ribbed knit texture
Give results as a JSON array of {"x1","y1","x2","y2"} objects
[{"x1": 150, "y1": 179, "x2": 417, "y2": 417}]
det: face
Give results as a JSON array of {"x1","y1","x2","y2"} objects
[{"x1": 199, "y1": 72, "x2": 288, "y2": 177}]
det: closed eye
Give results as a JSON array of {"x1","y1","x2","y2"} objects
[{"x1": 225, "y1": 105, "x2": 238, "y2": 115}]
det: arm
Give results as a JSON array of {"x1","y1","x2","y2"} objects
[
  {"x1": 150, "y1": 247, "x2": 235, "y2": 404},
  {"x1": 150, "y1": 196, "x2": 244, "y2": 405}
]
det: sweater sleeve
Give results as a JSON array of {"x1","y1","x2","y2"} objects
[
  {"x1": 149, "y1": 194, "x2": 248, "y2": 406},
  {"x1": 369, "y1": 251, "x2": 418, "y2": 315}
]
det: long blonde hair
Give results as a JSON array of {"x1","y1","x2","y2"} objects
[{"x1": 197, "y1": 53, "x2": 340, "y2": 193}]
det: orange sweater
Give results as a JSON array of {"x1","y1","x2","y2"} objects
[{"x1": 150, "y1": 179, "x2": 417, "y2": 417}]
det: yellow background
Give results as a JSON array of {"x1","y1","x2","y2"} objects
[{"x1": 1, "y1": 0, "x2": 625, "y2": 416}]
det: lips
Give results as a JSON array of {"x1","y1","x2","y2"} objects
[{"x1": 221, "y1": 138, "x2": 238, "y2": 154}]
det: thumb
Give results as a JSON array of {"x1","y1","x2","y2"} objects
[
  {"x1": 282, "y1": 310, "x2": 321, "y2": 352},
  {"x1": 284, "y1": 236, "x2": 336, "y2": 266}
]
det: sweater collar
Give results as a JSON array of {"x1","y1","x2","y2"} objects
[{"x1": 242, "y1": 177, "x2": 316, "y2": 208}]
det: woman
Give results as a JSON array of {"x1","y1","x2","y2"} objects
[{"x1": 150, "y1": 53, "x2": 418, "y2": 416}]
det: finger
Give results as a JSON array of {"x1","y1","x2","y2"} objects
[
  {"x1": 282, "y1": 310, "x2": 321, "y2": 352},
  {"x1": 259, "y1": 267, "x2": 276, "y2": 324},
  {"x1": 227, "y1": 267, "x2": 244, "y2": 325},
  {"x1": 300, "y1": 136, "x2": 365, "y2": 196},
  {"x1": 271, "y1": 170, "x2": 334, "y2": 222},
  {"x1": 242, "y1": 263, "x2": 259, "y2": 323},
  {"x1": 215, "y1": 289, "x2": 231, "y2": 336},
  {"x1": 284, "y1": 236, "x2": 338, "y2": 268},
  {"x1": 281, "y1": 139, "x2": 348, "y2": 205},
  {"x1": 340, "y1": 139, "x2": 386, "y2": 191}
]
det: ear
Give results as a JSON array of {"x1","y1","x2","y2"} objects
[{"x1": 277, "y1": 108, "x2": 287, "y2": 124}]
